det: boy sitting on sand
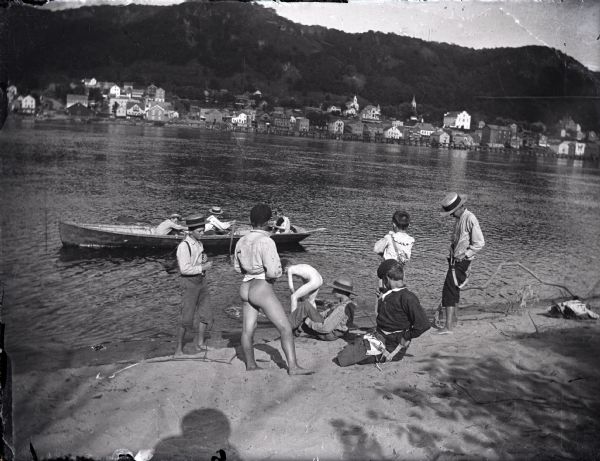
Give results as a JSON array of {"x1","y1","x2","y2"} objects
[{"x1": 289, "y1": 276, "x2": 357, "y2": 341}]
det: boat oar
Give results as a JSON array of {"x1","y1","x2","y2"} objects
[{"x1": 227, "y1": 221, "x2": 236, "y2": 264}]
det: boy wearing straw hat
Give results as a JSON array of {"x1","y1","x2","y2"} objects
[
  {"x1": 289, "y1": 276, "x2": 357, "y2": 341},
  {"x1": 174, "y1": 215, "x2": 213, "y2": 356},
  {"x1": 436, "y1": 192, "x2": 485, "y2": 334}
]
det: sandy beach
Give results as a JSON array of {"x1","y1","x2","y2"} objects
[{"x1": 9, "y1": 297, "x2": 600, "y2": 461}]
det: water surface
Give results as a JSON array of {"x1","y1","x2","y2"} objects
[{"x1": 1, "y1": 119, "x2": 599, "y2": 361}]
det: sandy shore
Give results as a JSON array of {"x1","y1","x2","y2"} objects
[{"x1": 9, "y1": 299, "x2": 600, "y2": 461}]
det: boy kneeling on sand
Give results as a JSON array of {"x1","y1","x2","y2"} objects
[{"x1": 336, "y1": 260, "x2": 430, "y2": 366}]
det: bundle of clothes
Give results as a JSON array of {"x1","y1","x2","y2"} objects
[{"x1": 546, "y1": 299, "x2": 599, "y2": 320}]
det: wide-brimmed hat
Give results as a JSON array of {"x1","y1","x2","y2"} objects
[
  {"x1": 328, "y1": 276, "x2": 356, "y2": 296},
  {"x1": 185, "y1": 215, "x2": 206, "y2": 230},
  {"x1": 440, "y1": 192, "x2": 467, "y2": 217},
  {"x1": 209, "y1": 206, "x2": 223, "y2": 215}
]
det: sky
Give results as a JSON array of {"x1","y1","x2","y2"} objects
[{"x1": 46, "y1": 0, "x2": 600, "y2": 71}]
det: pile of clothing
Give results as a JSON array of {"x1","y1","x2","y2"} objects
[{"x1": 546, "y1": 299, "x2": 599, "y2": 320}]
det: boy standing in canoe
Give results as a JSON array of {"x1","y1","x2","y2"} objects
[{"x1": 174, "y1": 215, "x2": 213, "y2": 356}]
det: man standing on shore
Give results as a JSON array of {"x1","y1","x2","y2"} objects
[
  {"x1": 437, "y1": 192, "x2": 485, "y2": 334},
  {"x1": 175, "y1": 215, "x2": 213, "y2": 355}
]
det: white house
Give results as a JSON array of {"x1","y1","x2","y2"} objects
[
  {"x1": 392, "y1": 120, "x2": 404, "y2": 128},
  {"x1": 109, "y1": 97, "x2": 130, "y2": 117},
  {"x1": 575, "y1": 142, "x2": 586, "y2": 157},
  {"x1": 443, "y1": 111, "x2": 471, "y2": 130},
  {"x1": 21, "y1": 95, "x2": 36, "y2": 114},
  {"x1": 109, "y1": 85, "x2": 121, "y2": 98},
  {"x1": 232, "y1": 112, "x2": 249, "y2": 126},
  {"x1": 154, "y1": 88, "x2": 165, "y2": 103},
  {"x1": 431, "y1": 130, "x2": 450, "y2": 145},
  {"x1": 82, "y1": 78, "x2": 97, "y2": 88},
  {"x1": 126, "y1": 101, "x2": 145, "y2": 118},
  {"x1": 361, "y1": 104, "x2": 381, "y2": 121},
  {"x1": 146, "y1": 104, "x2": 166, "y2": 122},
  {"x1": 385, "y1": 126, "x2": 402, "y2": 140},
  {"x1": 328, "y1": 119, "x2": 344, "y2": 135},
  {"x1": 344, "y1": 95, "x2": 359, "y2": 116},
  {"x1": 66, "y1": 94, "x2": 89, "y2": 108},
  {"x1": 415, "y1": 123, "x2": 435, "y2": 137},
  {"x1": 326, "y1": 105, "x2": 341, "y2": 114}
]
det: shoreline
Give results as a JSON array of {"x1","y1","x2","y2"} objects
[
  {"x1": 10, "y1": 299, "x2": 600, "y2": 460},
  {"x1": 6, "y1": 115, "x2": 599, "y2": 161}
]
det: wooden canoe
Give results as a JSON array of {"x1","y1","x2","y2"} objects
[{"x1": 59, "y1": 221, "x2": 325, "y2": 251}]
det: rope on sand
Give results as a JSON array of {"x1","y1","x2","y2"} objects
[{"x1": 462, "y1": 261, "x2": 578, "y2": 299}]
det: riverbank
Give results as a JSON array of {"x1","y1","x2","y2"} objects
[
  {"x1": 7, "y1": 114, "x2": 599, "y2": 161},
  {"x1": 10, "y1": 300, "x2": 600, "y2": 461}
]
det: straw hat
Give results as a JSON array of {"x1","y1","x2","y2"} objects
[
  {"x1": 209, "y1": 206, "x2": 223, "y2": 215},
  {"x1": 440, "y1": 192, "x2": 468, "y2": 217},
  {"x1": 185, "y1": 215, "x2": 206, "y2": 230},
  {"x1": 327, "y1": 276, "x2": 356, "y2": 296}
]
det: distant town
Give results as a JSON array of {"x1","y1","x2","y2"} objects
[{"x1": 6, "y1": 78, "x2": 599, "y2": 159}]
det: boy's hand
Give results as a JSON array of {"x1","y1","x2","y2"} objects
[{"x1": 202, "y1": 261, "x2": 213, "y2": 270}]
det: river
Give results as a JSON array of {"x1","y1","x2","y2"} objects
[{"x1": 1, "y1": 119, "x2": 599, "y2": 363}]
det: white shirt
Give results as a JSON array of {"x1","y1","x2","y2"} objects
[
  {"x1": 373, "y1": 231, "x2": 415, "y2": 262},
  {"x1": 451, "y1": 209, "x2": 485, "y2": 260},
  {"x1": 176, "y1": 235, "x2": 205, "y2": 276},
  {"x1": 204, "y1": 215, "x2": 231, "y2": 232}
]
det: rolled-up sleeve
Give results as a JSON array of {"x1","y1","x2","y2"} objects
[
  {"x1": 233, "y1": 241, "x2": 242, "y2": 274},
  {"x1": 261, "y1": 239, "x2": 282, "y2": 279},
  {"x1": 373, "y1": 235, "x2": 389, "y2": 255},
  {"x1": 465, "y1": 215, "x2": 485, "y2": 259}
]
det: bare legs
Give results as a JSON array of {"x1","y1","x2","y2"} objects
[
  {"x1": 174, "y1": 322, "x2": 209, "y2": 356},
  {"x1": 240, "y1": 280, "x2": 312, "y2": 375},
  {"x1": 437, "y1": 306, "x2": 456, "y2": 335}
]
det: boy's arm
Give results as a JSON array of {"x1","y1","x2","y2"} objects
[
  {"x1": 403, "y1": 295, "x2": 431, "y2": 341},
  {"x1": 373, "y1": 235, "x2": 389, "y2": 255},
  {"x1": 305, "y1": 304, "x2": 346, "y2": 334},
  {"x1": 288, "y1": 268, "x2": 295, "y2": 292}
]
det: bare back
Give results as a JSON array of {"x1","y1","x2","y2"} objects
[{"x1": 288, "y1": 264, "x2": 321, "y2": 283}]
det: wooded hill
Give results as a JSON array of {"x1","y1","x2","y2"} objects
[{"x1": 3, "y1": 1, "x2": 599, "y2": 129}]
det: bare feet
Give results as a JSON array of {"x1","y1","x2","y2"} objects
[
  {"x1": 288, "y1": 366, "x2": 314, "y2": 376},
  {"x1": 246, "y1": 364, "x2": 263, "y2": 371},
  {"x1": 195, "y1": 344, "x2": 215, "y2": 352},
  {"x1": 173, "y1": 348, "x2": 184, "y2": 357},
  {"x1": 436, "y1": 329, "x2": 454, "y2": 335}
]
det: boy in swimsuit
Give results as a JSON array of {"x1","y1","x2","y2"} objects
[{"x1": 233, "y1": 204, "x2": 312, "y2": 376}]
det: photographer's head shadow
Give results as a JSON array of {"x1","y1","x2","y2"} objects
[{"x1": 153, "y1": 408, "x2": 241, "y2": 460}]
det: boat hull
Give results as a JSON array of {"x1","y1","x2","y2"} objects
[{"x1": 59, "y1": 221, "x2": 322, "y2": 251}]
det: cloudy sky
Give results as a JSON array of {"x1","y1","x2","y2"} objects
[{"x1": 47, "y1": 0, "x2": 600, "y2": 71}]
